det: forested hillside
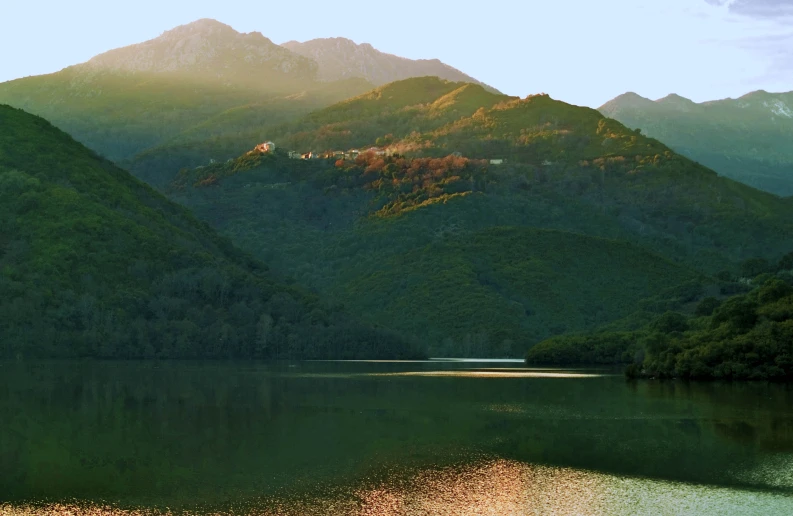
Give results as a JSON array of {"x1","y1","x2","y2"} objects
[
  {"x1": 527, "y1": 260, "x2": 793, "y2": 381},
  {"x1": 183, "y1": 78, "x2": 793, "y2": 271},
  {"x1": 0, "y1": 105, "x2": 422, "y2": 360},
  {"x1": 163, "y1": 78, "x2": 793, "y2": 356},
  {"x1": 170, "y1": 149, "x2": 705, "y2": 356}
]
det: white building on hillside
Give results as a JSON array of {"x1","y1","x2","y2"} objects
[{"x1": 255, "y1": 141, "x2": 276, "y2": 153}]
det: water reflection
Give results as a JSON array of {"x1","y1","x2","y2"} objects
[
  {"x1": 368, "y1": 369, "x2": 605, "y2": 378},
  {"x1": 2, "y1": 361, "x2": 793, "y2": 512},
  {"x1": 3, "y1": 460, "x2": 792, "y2": 515}
]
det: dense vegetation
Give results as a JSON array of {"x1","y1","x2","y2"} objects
[
  {"x1": 600, "y1": 91, "x2": 793, "y2": 196},
  {"x1": 266, "y1": 78, "x2": 509, "y2": 152},
  {"x1": 284, "y1": 81, "x2": 793, "y2": 269},
  {"x1": 164, "y1": 79, "x2": 793, "y2": 358},
  {"x1": 527, "y1": 257, "x2": 793, "y2": 381},
  {"x1": 171, "y1": 148, "x2": 706, "y2": 356},
  {"x1": 0, "y1": 105, "x2": 422, "y2": 360}
]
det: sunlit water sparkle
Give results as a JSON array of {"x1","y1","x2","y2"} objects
[{"x1": 3, "y1": 459, "x2": 792, "y2": 515}]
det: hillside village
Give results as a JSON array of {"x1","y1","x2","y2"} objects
[{"x1": 252, "y1": 140, "x2": 506, "y2": 165}]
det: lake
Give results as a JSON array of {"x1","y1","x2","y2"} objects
[{"x1": 1, "y1": 359, "x2": 792, "y2": 515}]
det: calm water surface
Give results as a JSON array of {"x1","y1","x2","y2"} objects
[{"x1": 1, "y1": 359, "x2": 792, "y2": 515}]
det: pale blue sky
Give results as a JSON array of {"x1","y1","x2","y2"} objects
[{"x1": 3, "y1": 0, "x2": 792, "y2": 107}]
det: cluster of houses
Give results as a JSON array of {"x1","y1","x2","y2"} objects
[
  {"x1": 254, "y1": 141, "x2": 505, "y2": 165},
  {"x1": 287, "y1": 146, "x2": 390, "y2": 161}
]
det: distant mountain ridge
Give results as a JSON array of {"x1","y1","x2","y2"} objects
[
  {"x1": 282, "y1": 37, "x2": 498, "y2": 93},
  {"x1": 0, "y1": 18, "x2": 496, "y2": 180},
  {"x1": 0, "y1": 19, "x2": 375, "y2": 168},
  {"x1": 600, "y1": 89, "x2": 793, "y2": 196}
]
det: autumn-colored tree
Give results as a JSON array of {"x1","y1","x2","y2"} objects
[{"x1": 365, "y1": 158, "x2": 386, "y2": 175}]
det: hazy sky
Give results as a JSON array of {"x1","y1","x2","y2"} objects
[{"x1": 3, "y1": 0, "x2": 792, "y2": 107}]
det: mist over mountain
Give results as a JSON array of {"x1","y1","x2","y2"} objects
[
  {"x1": 600, "y1": 90, "x2": 793, "y2": 196},
  {"x1": 282, "y1": 37, "x2": 498, "y2": 93},
  {"x1": 0, "y1": 18, "x2": 498, "y2": 182}
]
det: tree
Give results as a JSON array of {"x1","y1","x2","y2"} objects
[
  {"x1": 695, "y1": 297, "x2": 721, "y2": 317},
  {"x1": 712, "y1": 296, "x2": 758, "y2": 332},
  {"x1": 778, "y1": 252, "x2": 793, "y2": 272},
  {"x1": 650, "y1": 311, "x2": 689, "y2": 334},
  {"x1": 255, "y1": 314, "x2": 274, "y2": 356},
  {"x1": 740, "y1": 258, "x2": 770, "y2": 279}
]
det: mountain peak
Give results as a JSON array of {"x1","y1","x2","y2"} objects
[
  {"x1": 656, "y1": 93, "x2": 696, "y2": 111},
  {"x1": 657, "y1": 93, "x2": 692, "y2": 102},
  {"x1": 171, "y1": 18, "x2": 236, "y2": 34},
  {"x1": 81, "y1": 19, "x2": 317, "y2": 83},
  {"x1": 739, "y1": 89, "x2": 772, "y2": 101},
  {"x1": 598, "y1": 92, "x2": 653, "y2": 113}
]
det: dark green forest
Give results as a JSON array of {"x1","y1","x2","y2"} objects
[
  {"x1": 527, "y1": 258, "x2": 793, "y2": 381},
  {"x1": 4, "y1": 70, "x2": 793, "y2": 369},
  {"x1": 0, "y1": 105, "x2": 422, "y2": 360},
  {"x1": 161, "y1": 79, "x2": 793, "y2": 360},
  {"x1": 170, "y1": 149, "x2": 710, "y2": 356}
]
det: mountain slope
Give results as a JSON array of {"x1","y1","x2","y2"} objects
[
  {"x1": 166, "y1": 148, "x2": 707, "y2": 356},
  {"x1": 282, "y1": 37, "x2": 499, "y2": 93},
  {"x1": 259, "y1": 78, "x2": 793, "y2": 269},
  {"x1": 0, "y1": 19, "x2": 373, "y2": 170},
  {"x1": 271, "y1": 77, "x2": 512, "y2": 152},
  {"x1": 600, "y1": 90, "x2": 793, "y2": 196},
  {"x1": 269, "y1": 78, "x2": 668, "y2": 162},
  {"x1": 158, "y1": 79, "x2": 793, "y2": 357},
  {"x1": 0, "y1": 105, "x2": 420, "y2": 359},
  {"x1": 123, "y1": 77, "x2": 507, "y2": 187},
  {"x1": 85, "y1": 19, "x2": 316, "y2": 85}
]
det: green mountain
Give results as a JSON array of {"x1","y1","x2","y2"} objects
[
  {"x1": 168, "y1": 148, "x2": 702, "y2": 356},
  {"x1": 163, "y1": 78, "x2": 793, "y2": 355},
  {"x1": 267, "y1": 77, "x2": 510, "y2": 152},
  {"x1": 0, "y1": 104, "x2": 421, "y2": 360},
  {"x1": 260, "y1": 78, "x2": 793, "y2": 270},
  {"x1": 0, "y1": 20, "x2": 499, "y2": 189},
  {"x1": 281, "y1": 37, "x2": 499, "y2": 92},
  {"x1": 127, "y1": 76, "x2": 507, "y2": 186},
  {"x1": 600, "y1": 90, "x2": 793, "y2": 196}
]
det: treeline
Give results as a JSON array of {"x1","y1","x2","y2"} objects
[
  {"x1": 526, "y1": 254, "x2": 793, "y2": 380},
  {"x1": 1, "y1": 264, "x2": 422, "y2": 360}
]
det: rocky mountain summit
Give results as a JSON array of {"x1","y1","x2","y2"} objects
[{"x1": 81, "y1": 19, "x2": 318, "y2": 84}]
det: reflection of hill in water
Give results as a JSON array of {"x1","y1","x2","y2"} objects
[
  {"x1": 2, "y1": 361, "x2": 792, "y2": 509},
  {"x1": 633, "y1": 380, "x2": 793, "y2": 453}
]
